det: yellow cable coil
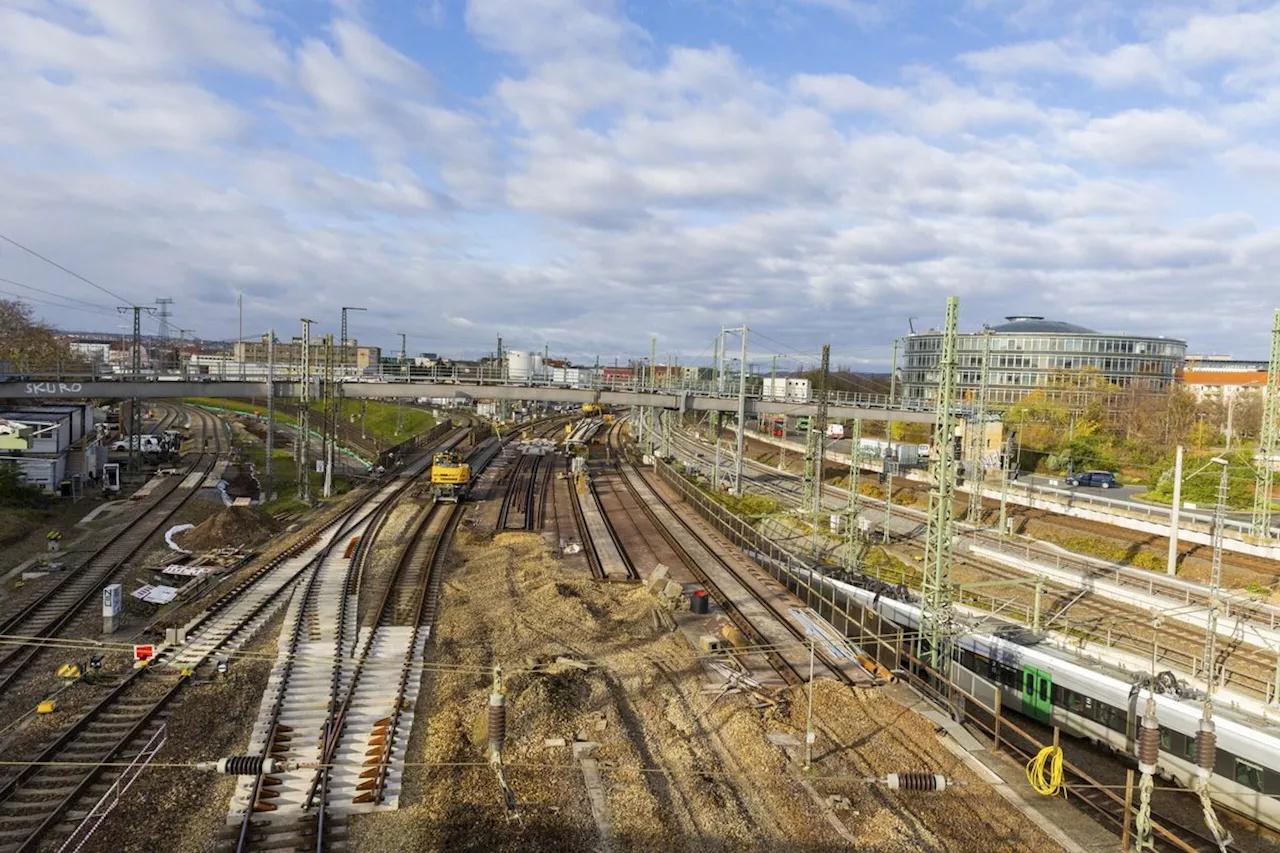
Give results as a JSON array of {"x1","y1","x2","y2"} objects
[{"x1": 1025, "y1": 745, "x2": 1065, "y2": 797}]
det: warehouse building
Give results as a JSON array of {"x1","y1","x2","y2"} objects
[{"x1": 900, "y1": 315, "x2": 1186, "y2": 409}]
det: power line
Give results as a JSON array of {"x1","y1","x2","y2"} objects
[
  {"x1": 0, "y1": 289, "x2": 117, "y2": 318},
  {"x1": 0, "y1": 231, "x2": 135, "y2": 306},
  {"x1": 0, "y1": 276, "x2": 114, "y2": 311}
]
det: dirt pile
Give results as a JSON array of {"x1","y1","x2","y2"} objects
[
  {"x1": 177, "y1": 505, "x2": 281, "y2": 551},
  {"x1": 351, "y1": 527, "x2": 1061, "y2": 853}
]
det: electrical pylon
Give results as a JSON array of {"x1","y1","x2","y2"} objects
[
  {"x1": 966, "y1": 328, "x2": 992, "y2": 526},
  {"x1": 1252, "y1": 309, "x2": 1280, "y2": 540},
  {"x1": 922, "y1": 297, "x2": 961, "y2": 673}
]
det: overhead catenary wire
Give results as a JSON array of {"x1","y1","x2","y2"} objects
[
  {"x1": 0, "y1": 230, "x2": 136, "y2": 306},
  {"x1": 0, "y1": 276, "x2": 116, "y2": 311}
]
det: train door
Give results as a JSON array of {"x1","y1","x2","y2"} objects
[{"x1": 1022, "y1": 665, "x2": 1052, "y2": 724}]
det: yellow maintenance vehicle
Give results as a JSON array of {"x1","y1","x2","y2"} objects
[
  {"x1": 581, "y1": 403, "x2": 601, "y2": 416},
  {"x1": 430, "y1": 451, "x2": 471, "y2": 503}
]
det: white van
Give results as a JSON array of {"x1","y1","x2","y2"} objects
[{"x1": 110, "y1": 435, "x2": 161, "y2": 453}]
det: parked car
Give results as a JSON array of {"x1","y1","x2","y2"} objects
[{"x1": 1066, "y1": 470, "x2": 1118, "y2": 489}]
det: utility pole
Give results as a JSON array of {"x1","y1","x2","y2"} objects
[
  {"x1": 266, "y1": 330, "x2": 275, "y2": 502},
  {"x1": 922, "y1": 297, "x2": 961, "y2": 674},
  {"x1": 323, "y1": 334, "x2": 336, "y2": 498},
  {"x1": 176, "y1": 328, "x2": 193, "y2": 380},
  {"x1": 117, "y1": 306, "x2": 156, "y2": 477},
  {"x1": 298, "y1": 318, "x2": 315, "y2": 504},
  {"x1": 1204, "y1": 458, "x2": 1230, "y2": 683},
  {"x1": 734, "y1": 326, "x2": 749, "y2": 495},
  {"x1": 154, "y1": 298, "x2": 173, "y2": 374},
  {"x1": 998, "y1": 424, "x2": 1017, "y2": 539},
  {"x1": 649, "y1": 335, "x2": 658, "y2": 459},
  {"x1": 712, "y1": 335, "x2": 721, "y2": 489},
  {"x1": 238, "y1": 292, "x2": 244, "y2": 380},
  {"x1": 843, "y1": 417, "x2": 863, "y2": 571},
  {"x1": 335, "y1": 307, "x2": 366, "y2": 493},
  {"x1": 1252, "y1": 309, "x2": 1280, "y2": 540},
  {"x1": 809, "y1": 344, "x2": 830, "y2": 556},
  {"x1": 1167, "y1": 445, "x2": 1184, "y2": 576},
  {"x1": 966, "y1": 329, "x2": 992, "y2": 526},
  {"x1": 884, "y1": 338, "x2": 899, "y2": 544}
]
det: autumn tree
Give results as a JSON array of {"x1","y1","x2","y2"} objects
[{"x1": 0, "y1": 300, "x2": 82, "y2": 368}]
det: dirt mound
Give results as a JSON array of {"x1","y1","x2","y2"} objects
[{"x1": 177, "y1": 506, "x2": 281, "y2": 551}]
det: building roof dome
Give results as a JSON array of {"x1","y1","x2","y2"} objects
[{"x1": 990, "y1": 315, "x2": 1097, "y2": 334}]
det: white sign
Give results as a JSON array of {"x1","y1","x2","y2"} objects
[
  {"x1": 315, "y1": 460, "x2": 326, "y2": 473},
  {"x1": 131, "y1": 584, "x2": 178, "y2": 605},
  {"x1": 160, "y1": 564, "x2": 208, "y2": 577},
  {"x1": 102, "y1": 584, "x2": 122, "y2": 617}
]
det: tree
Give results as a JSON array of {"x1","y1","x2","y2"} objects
[{"x1": 0, "y1": 300, "x2": 82, "y2": 368}]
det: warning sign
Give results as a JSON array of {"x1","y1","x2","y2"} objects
[{"x1": 133, "y1": 644, "x2": 155, "y2": 661}]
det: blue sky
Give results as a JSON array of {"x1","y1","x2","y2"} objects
[{"x1": 1, "y1": 0, "x2": 1278, "y2": 369}]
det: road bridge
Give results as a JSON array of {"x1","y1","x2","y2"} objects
[{"x1": 0, "y1": 378, "x2": 939, "y2": 423}]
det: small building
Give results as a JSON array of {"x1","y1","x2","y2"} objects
[
  {"x1": 1181, "y1": 355, "x2": 1271, "y2": 403},
  {"x1": 761, "y1": 377, "x2": 812, "y2": 402},
  {"x1": 0, "y1": 404, "x2": 105, "y2": 494}
]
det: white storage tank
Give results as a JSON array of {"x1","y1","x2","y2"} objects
[{"x1": 506, "y1": 350, "x2": 534, "y2": 381}]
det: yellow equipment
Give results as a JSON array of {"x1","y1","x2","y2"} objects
[
  {"x1": 602, "y1": 413, "x2": 614, "y2": 424},
  {"x1": 36, "y1": 699, "x2": 56, "y2": 714},
  {"x1": 582, "y1": 403, "x2": 601, "y2": 415},
  {"x1": 57, "y1": 663, "x2": 82, "y2": 681},
  {"x1": 430, "y1": 451, "x2": 471, "y2": 503}
]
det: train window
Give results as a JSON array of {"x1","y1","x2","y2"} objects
[
  {"x1": 1082, "y1": 696, "x2": 1096, "y2": 720},
  {"x1": 1236, "y1": 759, "x2": 1265, "y2": 792},
  {"x1": 1106, "y1": 705, "x2": 1127, "y2": 734},
  {"x1": 1183, "y1": 736, "x2": 1196, "y2": 762},
  {"x1": 1159, "y1": 727, "x2": 1171, "y2": 752},
  {"x1": 1052, "y1": 685, "x2": 1063, "y2": 705}
]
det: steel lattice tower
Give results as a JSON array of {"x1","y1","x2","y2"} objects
[
  {"x1": 1253, "y1": 310, "x2": 1280, "y2": 540},
  {"x1": 808, "y1": 345, "x2": 831, "y2": 555},
  {"x1": 966, "y1": 329, "x2": 992, "y2": 525},
  {"x1": 842, "y1": 417, "x2": 863, "y2": 571},
  {"x1": 922, "y1": 297, "x2": 961, "y2": 672}
]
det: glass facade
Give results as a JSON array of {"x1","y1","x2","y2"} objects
[{"x1": 900, "y1": 324, "x2": 1187, "y2": 408}]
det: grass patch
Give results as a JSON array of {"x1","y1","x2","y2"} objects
[
  {"x1": 1030, "y1": 528, "x2": 1166, "y2": 572},
  {"x1": 187, "y1": 397, "x2": 433, "y2": 446},
  {"x1": 327, "y1": 399, "x2": 433, "y2": 444}
]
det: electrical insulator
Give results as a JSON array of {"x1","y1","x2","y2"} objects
[
  {"x1": 488, "y1": 694, "x2": 507, "y2": 758},
  {"x1": 1137, "y1": 702, "x2": 1160, "y2": 775},
  {"x1": 885, "y1": 772, "x2": 949, "y2": 792},
  {"x1": 1195, "y1": 718, "x2": 1217, "y2": 778},
  {"x1": 200, "y1": 756, "x2": 280, "y2": 775}
]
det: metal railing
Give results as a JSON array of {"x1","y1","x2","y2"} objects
[{"x1": 1, "y1": 362, "x2": 971, "y2": 414}]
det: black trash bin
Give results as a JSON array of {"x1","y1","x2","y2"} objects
[{"x1": 690, "y1": 589, "x2": 710, "y2": 615}]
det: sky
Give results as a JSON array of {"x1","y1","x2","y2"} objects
[{"x1": 1, "y1": 0, "x2": 1278, "y2": 369}]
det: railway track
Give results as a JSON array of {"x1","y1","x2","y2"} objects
[
  {"x1": 225, "y1": 437, "x2": 498, "y2": 852},
  {"x1": 605, "y1": 423, "x2": 857, "y2": 688},
  {"x1": 667, "y1": 428, "x2": 1257, "y2": 853},
  {"x1": 0, "y1": 426, "x2": 467, "y2": 853},
  {"x1": 0, "y1": 406, "x2": 226, "y2": 707},
  {"x1": 669, "y1": 429, "x2": 1280, "y2": 703}
]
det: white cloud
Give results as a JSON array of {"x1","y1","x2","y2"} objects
[
  {"x1": 961, "y1": 40, "x2": 1197, "y2": 93},
  {"x1": 3, "y1": 0, "x2": 1280, "y2": 362},
  {"x1": 790, "y1": 73, "x2": 910, "y2": 112},
  {"x1": 464, "y1": 0, "x2": 635, "y2": 61},
  {"x1": 1061, "y1": 109, "x2": 1226, "y2": 167}
]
